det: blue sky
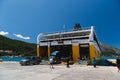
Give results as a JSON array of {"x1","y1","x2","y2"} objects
[{"x1": 0, "y1": 0, "x2": 120, "y2": 48}]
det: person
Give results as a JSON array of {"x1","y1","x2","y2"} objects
[
  {"x1": 66, "y1": 57, "x2": 70, "y2": 68},
  {"x1": 49, "y1": 57, "x2": 54, "y2": 69},
  {"x1": 92, "y1": 57, "x2": 97, "y2": 68},
  {"x1": 116, "y1": 57, "x2": 120, "y2": 72}
]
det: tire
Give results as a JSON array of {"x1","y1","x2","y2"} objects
[
  {"x1": 20, "y1": 64, "x2": 24, "y2": 66},
  {"x1": 26, "y1": 62, "x2": 30, "y2": 65}
]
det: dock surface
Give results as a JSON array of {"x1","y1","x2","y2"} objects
[{"x1": 0, "y1": 62, "x2": 120, "y2": 80}]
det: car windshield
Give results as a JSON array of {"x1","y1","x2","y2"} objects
[
  {"x1": 49, "y1": 56, "x2": 55, "y2": 59},
  {"x1": 51, "y1": 51, "x2": 59, "y2": 56},
  {"x1": 25, "y1": 57, "x2": 31, "y2": 59}
]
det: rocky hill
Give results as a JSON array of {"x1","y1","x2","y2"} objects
[{"x1": 100, "y1": 43, "x2": 120, "y2": 57}]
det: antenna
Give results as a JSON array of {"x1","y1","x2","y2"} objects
[{"x1": 63, "y1": 24, "x2": 66, "y2": 32}]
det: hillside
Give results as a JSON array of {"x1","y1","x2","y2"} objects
[
  {"x1": 100, "y1": 43, "x2": 120, "y2": 57},
  {"x1": 0, "y1": 35, "x2": 36, "y2": 56}
]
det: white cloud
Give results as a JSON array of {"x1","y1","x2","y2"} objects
[
  {"x1": 13, "y1": 34, "x2": 30, "y2": 40},
  {"x1": 0, "y1": 31, "x2": 9, "y2": 35}
]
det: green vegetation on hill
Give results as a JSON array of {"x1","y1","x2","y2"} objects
[{"x1": 0, "y1": 35, "x2": 36, "y2": 56}]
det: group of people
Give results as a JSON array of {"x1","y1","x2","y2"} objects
[
  {"x1": 49, "y1": 56, "x2": 120, "y2": 72},
  {"x1": 92, "y1": 57, "x2": 120, "y2": 72},
  {"x1": 49, "y1": 57, "x2": 70, "y2": 69}
]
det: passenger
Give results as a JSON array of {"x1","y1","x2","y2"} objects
[
  {"x1": 66, "y1": 57, "x2": 70, "y2": 68},
  {"x1": 92, "y1": 57, "x2": 97, "y2": 68},
  {"x1": 116, "y1": 57, "x2": 120, "y2": 72},
  {"x1": 49, "y1": 58, "x2": 54, "y2": 69}
]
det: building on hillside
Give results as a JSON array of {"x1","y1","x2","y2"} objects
[{"x1": 37, "y1": 24, "x2": 101, "y2": 63}]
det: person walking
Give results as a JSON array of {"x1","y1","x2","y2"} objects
[
  {"x1": 49, "y1": 57, "x2": 54, "y2": 69},
  {"x1": 92, "y1": 57, "x2": 97, "y2": 68},
  {"x1": 66, "y1": 57, "x2": 70, "y2": 68},
  {"x1": 116, "y1": 57, "x2": 120, "y2": 72}
]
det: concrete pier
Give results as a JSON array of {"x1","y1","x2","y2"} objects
[{"x1": 0, "y1": 62, "x2": 120, "y2": 80}]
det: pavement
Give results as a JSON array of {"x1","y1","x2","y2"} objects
[{"x1": 0, "y1": 62, "x2": 120, "y2": 80}]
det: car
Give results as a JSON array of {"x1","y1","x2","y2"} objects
[
  {"x1": 0, "y1": 58, "x2": 3, "y2": 62},
  {"x1": 19, "y1": 56, "x2": 42, "y2": 66}
]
